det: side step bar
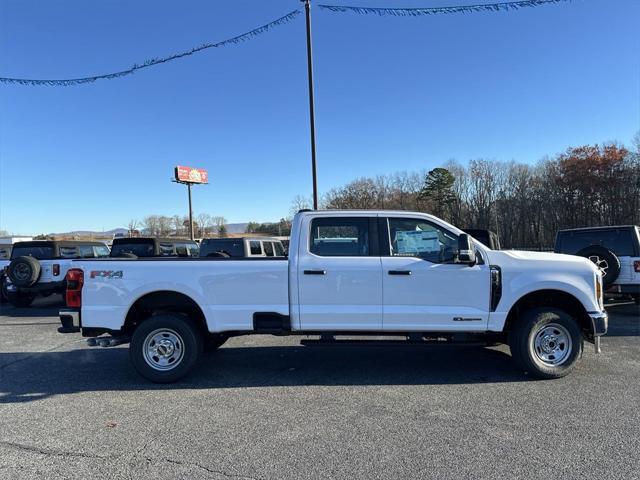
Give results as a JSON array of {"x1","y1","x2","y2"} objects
[{"x1": 300, "y1": 334, "x2": 487, "y2": 347}]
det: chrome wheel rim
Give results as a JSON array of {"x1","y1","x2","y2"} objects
[
  {"x1": 142, "y1": 328, "x2": 184, "y2": 371},
  {"x1": 588, "y1": 255, "x2": 609, "y2": 276},
  {"x1": 532, "y1": 323, "x2": 572, "y2": 366}
]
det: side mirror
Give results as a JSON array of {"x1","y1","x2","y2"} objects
[{"x1": 457, "y1": 234, "x2": 476, "y2": 266}]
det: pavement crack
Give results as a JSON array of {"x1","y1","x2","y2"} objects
[
  {"x1": 160, "y1": 457, "x2": 263, "y2": 480},
  {"x1": 0, "y1": 440, "x2": 110, "y2": 460}
]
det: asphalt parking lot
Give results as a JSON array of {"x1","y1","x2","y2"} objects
[{"x1": 1, "y1": 298, "x2": 639, "y2": 479}]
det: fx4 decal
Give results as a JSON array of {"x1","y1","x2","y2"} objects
[{"x1": 90, "y1": 270, "x2": 124, "y2": 279}]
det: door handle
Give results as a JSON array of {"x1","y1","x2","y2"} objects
[
  {"x1": 388, "y1": 270, "x2": 412, "y2": 275},
  {"x1": 304, "y1": 269, "x2": 326, "y2": 275}
]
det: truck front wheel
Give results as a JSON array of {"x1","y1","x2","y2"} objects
[
  {"x1": 130, "y1": 314, "x2": 203, "y2": 383},
  {"x1": 509, "y1": 308, "x2": 583, "y2": 379}
]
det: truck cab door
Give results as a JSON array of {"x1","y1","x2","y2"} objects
[
  {"x1": 296, "y1": 216, "x2": 383, "y2": 331},
  {"x1": 380, "y1": 216, "x2": 491, "y2": 331}
]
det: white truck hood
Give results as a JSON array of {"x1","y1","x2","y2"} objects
[{"x1": 486, "y1": 249, "x2": 600, "y2": 275}]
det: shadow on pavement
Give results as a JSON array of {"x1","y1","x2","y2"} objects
[
  {"x1": 0, "y1": 344, "x2": 524, "y2": 404},
  {"x1": 605, "y1": 303, "x2": 640, "y2": 337},
  {"x1": 0, "y1": 295, "x2": 64, "y2": 318}
]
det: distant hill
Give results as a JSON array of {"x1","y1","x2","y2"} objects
[
  {"x1": 50, "y1": 228, "x2": 128, "y2": 238},
  {"x1": 49, "y1": 224, "x2": 250, "y2": 238}
]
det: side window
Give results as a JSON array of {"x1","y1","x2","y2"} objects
[
  {"x1": 249, "y1": 241, "x2": 262, "y2": 256},
  {"x1": 263, "y1": 241, "x2": 275, "y2": 257},
  {"x1": 78, "y1": 245, "x2": 95, "y2": 258},
  {"x1": 310, "y1": 217, "x2": 370, "y2": 256},
  {"x1": 274, "y1": 242, "x2": 285, "y2": 256},
  {"x1": 159, "y1": 243, "x2": 175, "y2": 256},
  {"x1": 387, "y1": 218, "x2": 458, "y2": 263},
  {"x1": 59, "y1": 246, "x2": 79, "y2": 258},
  {"x1": 94, "y1": 245, "x2": 110, "y2": 258},
  {"x1": 175, "y1": 244, "x2": 188, "y2": 257}
]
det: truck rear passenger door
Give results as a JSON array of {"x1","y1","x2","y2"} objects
[{"x1": 297, "y1": 216, "x2": 382, "y2": 330}]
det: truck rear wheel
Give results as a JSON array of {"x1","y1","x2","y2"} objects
[
  {"x1": 509, "y1": 308, "x2": 583, "y2": 379},
  {"x1": 129, "y1": 314, "x2": 203, "y2": 383}
]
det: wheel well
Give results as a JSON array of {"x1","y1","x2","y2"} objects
[
  {"x1": 503, "y1": 289, "x2": 592, "y2": 339},
  {"x1": 123, "y1": 290, "x2": 208, "y2": 336}
]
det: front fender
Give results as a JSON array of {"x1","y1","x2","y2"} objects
[{"x1": 488, "y1": 271, "x2": 599, "y2": 332}]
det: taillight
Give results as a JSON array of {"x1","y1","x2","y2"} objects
[
  {"x1": 65, "y1": 268, "x2": 84, "y2": 308},
  {"x1": 53, "y1": 264, "x2": 60, "y2": 276},
  {"x1": 634, "y1": 261, "x2": 640, "y2": 273}
]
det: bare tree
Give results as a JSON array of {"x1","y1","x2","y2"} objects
[{"x1": 196, "y1": 213, "x2": 211, "y2": 238}]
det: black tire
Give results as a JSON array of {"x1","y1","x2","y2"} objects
[
  {"x1": 204, "y1": 333, "x2": 228, "y2": 352},
  {"x1": 509, "y1": 308, "x2": 583, "y2": 379},
  {"x1": 0, "y1": 275, "x2": 8, "y2": 304},
  {"x1": 7, "y1": 256, "x2": 41, "y2": 287},
  {"x1": 7, "y1": 292, "x2": 36, "y2": 308},
  {"x1": 129, "y1": 314, "x2": 203, "y2": 383},
  {"x1": 576, "y1": 246, "x2": 620, "y2": 287}
]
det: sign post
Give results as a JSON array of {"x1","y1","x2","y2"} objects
[{"x1": 172, "y1": 166, "x2": 209, "y2": 240}]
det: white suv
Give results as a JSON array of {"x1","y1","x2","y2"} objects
[
  {"x1": 555, "y1": 226, "x2": 640, "y2": 305},
  {"x1": 3, "y1": 240, "x2": 110, "y2": 307}
]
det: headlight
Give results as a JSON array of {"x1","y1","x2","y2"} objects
[{"x1": 595, "y1": 273, "x2": 603, "y2": 310}]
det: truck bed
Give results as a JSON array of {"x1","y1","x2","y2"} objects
[{"x1": 75, "y1": 258, "x2": 289, "y2": 332}]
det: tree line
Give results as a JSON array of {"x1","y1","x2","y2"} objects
[
  {"x1": 312, "y1": 140, "x2": 640, "y2": 249},
  {"x1": 128, "y1": 214, "x2": 228, "y2": 238}
]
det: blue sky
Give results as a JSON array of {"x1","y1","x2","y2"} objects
[{"x1": 1, "y1": 0, "x2": 638, "y2": 234}]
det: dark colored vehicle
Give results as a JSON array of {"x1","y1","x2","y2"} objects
[
  {"x1": 463, "y1": 229, "x2": 501, "y2": 250},
  {"x1": 2, "y1": 240, "x2": 110, "y2": 307},
  {"x1": 110, "y1": 237, "x2": 199, "y2": 258},
  {"x1": 555, "y1": 226, "x2": 640, "y2": 304},
  {"x1": 199, "y1": 237, "x2": 286, "y2": 258}
]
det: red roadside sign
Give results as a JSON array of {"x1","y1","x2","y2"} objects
[{"x1": 175, "y1": 165, "x2": 208, "y2": 184}]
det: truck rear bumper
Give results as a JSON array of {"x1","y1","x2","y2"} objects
[{"x1": 58, "y1": 308, "x2": 80, "y2": 333}]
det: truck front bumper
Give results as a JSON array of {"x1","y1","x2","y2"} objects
[
  {"x1": 588, "y1": 311, "x2": 608, "y2": 354},
  {"x1": 58, "y1": 308, "x2": 80, "y2": 333}
]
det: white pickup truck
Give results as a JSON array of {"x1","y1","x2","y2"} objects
[{"x1": 58, "y1": 210, "x2": 608, "y2": 383}]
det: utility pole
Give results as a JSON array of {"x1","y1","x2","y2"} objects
[
  {"x1": 187, "y1": 183, "x2": 194, "y2": 240},
  {"x1": 302, "y1": 0, "x2": 318, "y2": 210}
]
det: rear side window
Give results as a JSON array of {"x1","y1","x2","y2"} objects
[
  {"x1": 263, "y1": 241, "x2": 275, "y2": 257},
  {"x1": 94, "y1": 245, "x2": 110, "y2": 258},
  {"x1": 249, "y1": 241, "x2": 262, "y2": 255},
  {"x1": 11, "y1": 245, "x2": 55, "y2": 260},
  {"x1": 0, "y1": 247, "x2": 11, "y2": 259},
  {"x1": 187, "y1": 243, "x2": 199, "y2": 256},
  {"x1": 310, "y1": 217, "x2": 370, "y2": 256},
  {"x1": 110, "y1": 242, "x2": 154, "y2": 257},
  {"x1": 274, "y1": 242, "x2": 285, "y2": 256},
  {"x1": 78, "y1": 245, "x2": 95, "y2": 258},
  {"x1": 200, "y1": 239, "x2": 244, "y2": 257},
  {"x1": 557, "y1": 230, "x2": 637, "y2": 256},
  {"x1": 59, "y1": 246, "x2": 79, "y2": 258},
  {"x1": 159, "y1": 243, "x2": 175, "y2": 256}
]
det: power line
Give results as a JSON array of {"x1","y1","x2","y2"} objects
[
  {"x1": 318, "y1": 0, "x2": 574, "y2": 16},
  {"x1": 0, "y1": 9, "x2": 301, "y2": 86}
]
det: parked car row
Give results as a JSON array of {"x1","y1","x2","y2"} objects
[{"x1": 1, "y1": 236, "x2": 287, "y2": 307}]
